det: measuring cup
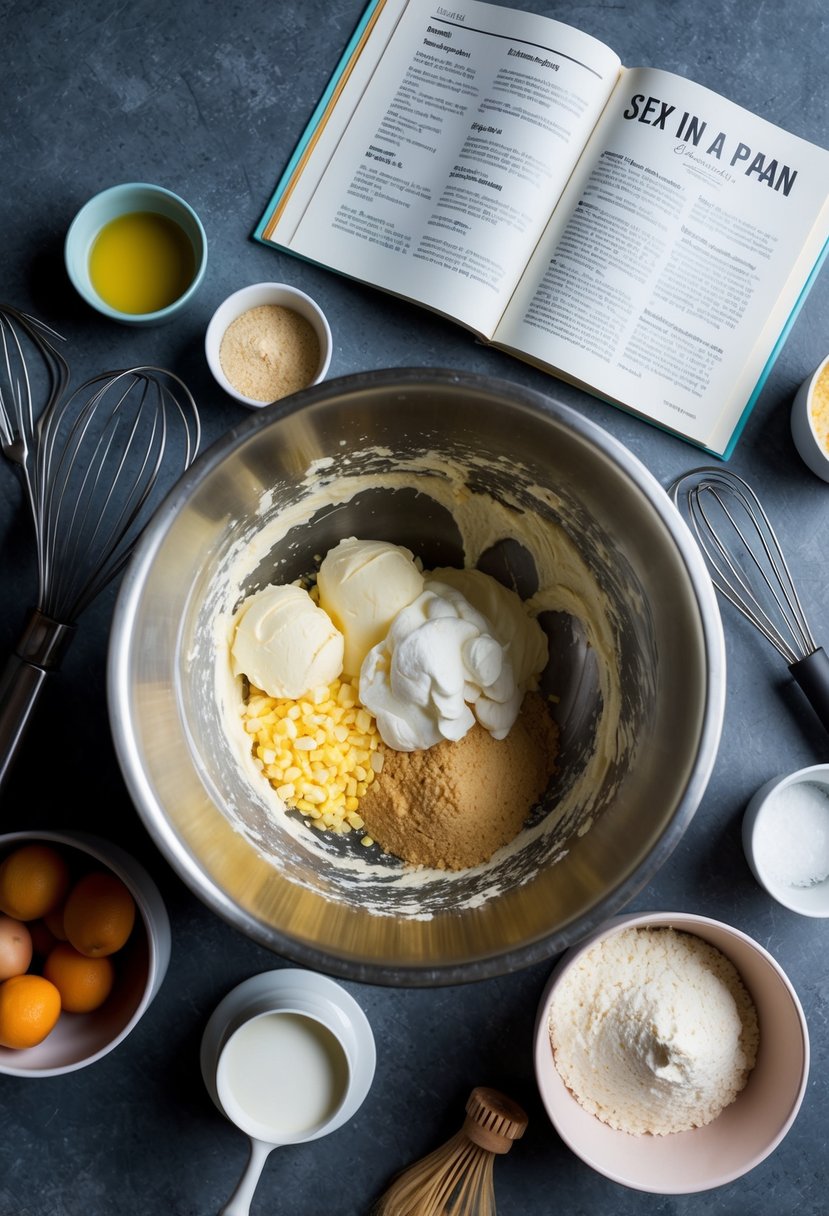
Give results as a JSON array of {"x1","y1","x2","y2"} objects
[{"x1": 200, "y1": 968, "x2": 376, "y2": 1216}]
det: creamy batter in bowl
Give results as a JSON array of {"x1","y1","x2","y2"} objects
[{"x1": 107, "y1": 368, "x2": 725, "y2": 985}]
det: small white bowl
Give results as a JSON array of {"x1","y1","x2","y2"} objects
[
  {"x1": 791, "y1": 354, "x2": 829, "y2": 483},
  {"x1": 64, "y1": 181, "x2": 207, "y2": 327},
  {"x1": 0, "y1": 830, "x2": 171, "y2": 1077},
  {"x1": 205, "y1": 282, "x2": 332, "y2": 408},
  {"x1": 534, "y1": 911, "x2": 809, "y2": 1194},
  {"x1": 201, "y1": 968, "x2": 375, "y2": 1214},
  {"x1": 743, "y1": 763, "x2": 829, "y2": 916}
]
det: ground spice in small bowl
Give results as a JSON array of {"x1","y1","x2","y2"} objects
[{"x1": 219, "y1": 304, "x2": 321, "y2": 403}]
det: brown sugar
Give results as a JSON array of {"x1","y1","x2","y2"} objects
[
  {"x1": 359, "y1": 691, "x2": 559, "y2": 871},
  {"x1": 219, "y1": 304, "x2": 320, "y2": 402}
]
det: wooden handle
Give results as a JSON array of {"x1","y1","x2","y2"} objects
[{"x1": 462, "y1": 1087, "x2": 528, "y2": 1154}]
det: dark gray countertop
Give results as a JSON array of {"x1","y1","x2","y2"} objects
[{"x1": 2, "y1": 1, "x2": 828, "y2": 1212}]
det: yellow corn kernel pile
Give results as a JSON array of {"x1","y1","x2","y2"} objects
[{"x1": 241, "y1": 679, "x2": 383, "y2": 836}]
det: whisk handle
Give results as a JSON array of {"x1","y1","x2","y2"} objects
[
  {"x1": 0, "y1": 609, "x2": 75, "y2": 793},
  {"x1": 789, "y1": 647, "x2": 829, "y2": 737}
]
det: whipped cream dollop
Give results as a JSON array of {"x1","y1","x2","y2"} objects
[
  {"x1": 231, "y1": 583, "x2": 343, "y2": 699},
  {"x1": 427, "y1": 567, "x2": 548, "y2": 691},
  {"x1": 317, "y1": 537, "x2": 424, "y2": 678},
  {"x1": 358, "y1": 578, "x2": 545, "y2": 751}
]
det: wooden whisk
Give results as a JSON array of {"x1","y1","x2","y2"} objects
[{"x1": 371, "y1": 1087, "x2": 528, "y2": 1216}]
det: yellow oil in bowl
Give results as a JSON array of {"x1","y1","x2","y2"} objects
[{"x1": 89, "y1": 211, "x2": 196, "y2": 315}]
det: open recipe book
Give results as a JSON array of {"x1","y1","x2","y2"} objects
[{"x1": 255, "y1": 0, "x2": 829, "y2": 457}]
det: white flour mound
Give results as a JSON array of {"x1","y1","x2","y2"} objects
[{"x1": 548, "y1": 927, "x2": 759, "y2": 1135}]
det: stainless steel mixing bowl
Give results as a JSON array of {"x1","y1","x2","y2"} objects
[{"x1": 108, "y1": 368, "x2": 725, "y2": 986}]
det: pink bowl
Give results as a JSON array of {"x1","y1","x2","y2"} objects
[{"x1": 533, "y1": 911, "x2": 809, "y2": 1193}]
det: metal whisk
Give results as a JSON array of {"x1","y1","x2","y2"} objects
[
  {"x1": 670, "y1": 466, "x2": 829, "y2": 735},
  {"x1": 0, "y1": 352, "x2": 201, "y2": 790}
]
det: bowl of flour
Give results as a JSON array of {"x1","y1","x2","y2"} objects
[{"x1": 534, "y1": 910, "x2": 809, "y2": 1193}]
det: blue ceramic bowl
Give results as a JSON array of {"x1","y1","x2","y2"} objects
[{"x1": 64, "y1": 182, "x2": 207, "y2": 326}]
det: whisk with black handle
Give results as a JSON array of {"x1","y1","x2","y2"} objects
[
  {"x1": 0, "y1": 362, "x2": 200, "y2": 791},
  {"x1": 670, "y1": 467, "x2": 829, "y2": 735}
]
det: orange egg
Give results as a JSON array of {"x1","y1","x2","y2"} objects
[
  {"x1": 0, "y1": 843, "x2": 70, "y2": 921},
  {"x1": 63, "y1": 871, "x2": 136, "y2": 958},
  {"x1": 0, "y1": 915, "x2": 33, "y2": 981}
]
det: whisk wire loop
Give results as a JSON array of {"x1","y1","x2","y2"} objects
[
  {"x1": 0, "y1": 317, "x2": 33, "y2": 453},
  {"x1": 671, "y1": 467, "x2": 829, "y2": 736},
  {"x1": 39, "y1": 376, "x2": 149, "y2": 613},
  {"x1": 33, "y1": 366, "x2": 200, "y2": 620},
  {"x1": 674, "y1": 468, "x2": 816, "y2": 665},
  {"x1": 688, "y1": 475, "x2": 815, "y2": 664},
  {"x1": 0, "y1": 304, "x2": 69, "y2": 495},
  {"x1": 0, "y1": 350, "x2": 200, "y2": 792}
]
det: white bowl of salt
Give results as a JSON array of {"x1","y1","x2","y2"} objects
[{"x1": 743, "y1": 763, "x2": 829, "y2": 917}]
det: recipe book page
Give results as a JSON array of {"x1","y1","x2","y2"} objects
[
  {"x1": 494, "y1": 67, "x2": 829, "y2": 451},
  {"x1": 264, "y1": 0, "x2": 621, "y2": 338}
]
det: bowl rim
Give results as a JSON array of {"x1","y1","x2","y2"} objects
[
  {"x1": 64, "y1": 180, "x2": 208, "y2": 324},
  {"x1": 0, "y1": 829, "x2": 171, "y2": 1077},
  {"x1": 200, "y1": 967, "x2": 376, "y2": 1145},
  {"x1": 533, "y1": 909, "x2": 810, "y2": 1193},
  {"x1": 107, "y1": 367, "x2": 727, "y2": 987},
  {"x1": 204, "y1": 280, "x2": 333, "y2": 407},
  {"x1": 804, "y1": 352, "x2": 829, "y2": 429},
  {"x1": 791, "y1": 353, "x2": 829, "y2": 477}
]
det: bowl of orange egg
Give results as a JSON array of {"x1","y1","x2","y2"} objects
[{"x1": 0, "y1": 831, "x2": 171, "y2": 1077}]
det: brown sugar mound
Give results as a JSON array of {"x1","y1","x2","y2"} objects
[{"x1": 359, "y1": 691, "x2": 559, "y2": 871}]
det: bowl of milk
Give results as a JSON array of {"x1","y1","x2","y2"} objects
[{"x1": 200, "y1": 967, "x2": 376, "y2": 1215}]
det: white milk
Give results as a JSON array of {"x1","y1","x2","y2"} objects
[{"x1": 221, "y1": 1012, "x2": 350, "y2": 1137}]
